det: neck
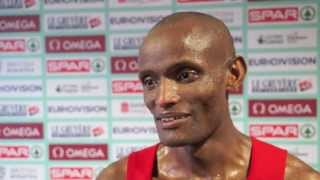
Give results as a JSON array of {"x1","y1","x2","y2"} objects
[{"x1": 165, "y1": 119, "x2": 251, "y2": 178}]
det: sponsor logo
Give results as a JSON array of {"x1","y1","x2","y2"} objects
[
  {"x1": 47, "y1": 101, "x2": 107, "y2": 118},
  {"x1": 112, "y1": 122, "x2": 158, "y2": 140},
  {"x1": 50, "y1": 167, "x2": 94, "y2": 180},
  {"x1": 47, "y1": 58, "x2": 105, "y2": 74},
  {"x1": 0, "y1": 37, "x2": 40, "y2": 54},
  {"x1": 0, "y1": 58, "x2": 41, "y2": 76},
  {"x1": 0, "y1": 164, "x2": 44, "y2": 180},
  {"x1": 0, "y1": 80, "x2": 42, "y2": 97},
  {"x1": 48, "y1": 122, "x2": 107, "y2": 140},
  {"x1": 0, "y1": 102, "x2": 41, "y2": 117},
  {"x1": 249, "y1": 122, "x2": 317, "y2": 140},
  {"x1": 250, "y1": 124, "x2": 298, "y2": 138},
  {"x1": 228, "y1": 99, "x2": 243, "y2": 118},
  {"x1": 46, "y1": 35, "x2": 105, "y2": 53},
  {"x1": 111, "y1": 143, "x2": 150, "y2": 160},
  {"x1": 111, "y1": 33, "x2": 144, "y2": 52},
  {"x1": 0, "y1": 15, "x2": 40, "y2": 32},
  {"x1": 0, "y1": 144, "x2": 43, "y2": 160},
  {"x1": 45, "y1": 12, "x2": 105, "y2": 32},
  {"x1": 0, "y1": 0, "x2": 37, "y2": 9},
  {"x1": 49, "y1": 144, "x2": 108, "y2": 160},
  {"x1": 112, "y1": 79, "x2": 142, "y2": 95},
  {"x1": 249, "y1": 99, "x2": 317, "y2": 117},
  {"x1": 111, "y1": 56, "x2": 139, "y2": 73},
  {"x1": 228, "y1": 84, "x2": 243, "y2": 95},
  {"x1": 109, "y1": 11, "x2": 170, "y2": 30},
  {"x1": 248, "y1": 52, "x2": 317, "y2": 72},
  {"x1": 248, "y1": 5, "x2": 316, "y2": 24},
  {"x1": 188, "y1": 7, "x2": 242, "y2": 27},
  {"x1": 248, "y1": 75, "x2": 317, "y2": 95},
  {"x1": 278, "y1": 144, "x2": 317, "y2": 164},
  {"x1": 47, "y1": 79, "x2": 107, "y2": 97},
  {"x1": 177, "y1": 0, "x2": 242, "y2": 3},
  {"x1": 300, "y1": 124, "x2": 316, "y2": 138},
  {"x1": 231, "y1": 30, "x2": 243, "y2": 49},
  {"x1": 0, "y1": 145, "x2": 29, "y2": 159},
  {"x1": 249, "y1": 7, "x2": 298, "y2": 23},
  {"x1": 110, "y1": 0, "x2": 171, "y2": 7},
  {"x1": 0, "y1": 123, "x2": 43, "y2": 139},
  {"x1": 44, "y1": 0, "x2": 105, "y2": 9},
  {"x1": 112, "y1": 100, "x2": 151, "y2": 118},
  {"x1": 248, "y1": 28, "x2": 317, "y2": 49}
]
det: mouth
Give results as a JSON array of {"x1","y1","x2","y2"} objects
[{"x1": 155, "y1": 113, "x2": 191, "y2": 129}]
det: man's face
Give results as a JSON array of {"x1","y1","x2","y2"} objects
[{"x1": 138, "y1": 24, "x2": 230, "y2": 146}]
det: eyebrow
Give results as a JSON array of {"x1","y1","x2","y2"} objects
[{"x1": 138, "y1": 60, "x2": 202, "y2": 79}]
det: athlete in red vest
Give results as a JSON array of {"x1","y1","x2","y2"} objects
[{"x1": 98, "y1": 12, "x2": 320, "y2": 180}]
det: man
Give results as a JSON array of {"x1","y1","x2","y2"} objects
[{"x1": 98, "y1": 12, "x2": 320, "y2": 179}]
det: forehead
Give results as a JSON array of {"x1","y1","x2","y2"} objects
[{"x1": 138, "y1": 22, "x2": 224, "y2": 72}]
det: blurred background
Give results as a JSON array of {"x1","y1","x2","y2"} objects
[{"x1": 0, "y1": 0, "x2": 319, "y2": 179}]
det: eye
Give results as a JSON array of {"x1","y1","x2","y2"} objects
[
  {"x1": 142, "y1": 76, "x2": 158, "y2": 90},
  {"x1": 176, "y1": 68, "x2": 199, "y2": 83}
]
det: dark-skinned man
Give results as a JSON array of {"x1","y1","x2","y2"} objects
[{"x1": 98, "y1": 12, "x2": 320, "y2": 180}]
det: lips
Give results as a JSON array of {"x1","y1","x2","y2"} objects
[{"x1": 156, "y1": 112, "x2": 191, "y2": 129}]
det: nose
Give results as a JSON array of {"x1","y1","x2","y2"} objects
[{"x1": 155, "y1": 78, "x2": 180, "y2": 108}]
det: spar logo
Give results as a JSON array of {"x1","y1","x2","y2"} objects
[
  {"x1": 112, "y1": 79, "x2": 143, "y2": 95},
  {"x1": 47, "y1": 58, "x2": 105, "y2": 74},
  {"x1": 50, "y1": 167, "x2": 93, "y2": 180},
  {"x1": 0, "y1": 104, "x2": 40, "y2": 117},
  {"x1": 249, "y1": 99, "x2": 317, "y2": 117},
  {"x1": 0, "y1": 39, "x2": 25, "y2": 52},
  {"x1": 0, "y1": 38, "x2": 40, "y2": 53},
  {"x1": 228, "y1": 100, "x2": 242, "y2": 117},
  {"x1": 49, "y1": 144, "x2": 108, "y2": 160},
  {"x1": 45, "y1": 13, "x2": 104, "y2": 32},
  {"x1": 0, "y1": 0, "x2": 37, "y2": 9},
  {"x1": 0, "y1": 145, "x2": 29, "y2": 159},
  {"x1": 0, "y1": 145, "x2": 43, "y2": 159},
  {"x1": 111, "y1": 56, "x2": 138, "y2": 74},
  {"x1": 47, "y1": 59, "x2": 90, "y2": 73},
  {"x1": 0, "y1": 15, "x2": 40, "y2": 32},
  {"x1": 250, "y1": 124, "x2": 298, "y2": 138},
  {"x1": 0, "y1": 123, "x2": 43, "y2": 139},
  {"x1": 248, "y1": 5, "x2": 316, "y2": 24},
  {"x1": 249, "y1": 123, "x2": 316, "y2": 139},
  {"x1": 46, "y1": 35, "x2": 105, "y2": 53}
]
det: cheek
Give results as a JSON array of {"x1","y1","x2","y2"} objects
[{"x1": 143, "y1": 91, "x2": 156, "y2": 111}]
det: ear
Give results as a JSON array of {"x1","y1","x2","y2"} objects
[{"x1": 225, "y1": 56, "x2": 246, "y2": 91}]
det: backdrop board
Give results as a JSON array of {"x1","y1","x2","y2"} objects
[{"x1": 0, "y1": 0, "x2": 319, "y2": 179}]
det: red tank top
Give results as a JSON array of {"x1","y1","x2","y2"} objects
[{"x1": 126, "y1": 138, "x2": 287, "y2": 180}]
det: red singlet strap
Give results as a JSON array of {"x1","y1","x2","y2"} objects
[
  {"x1": 126, "y1": 144, "x2": 159, "y2": 180},
  {"x1": 247, "y1": 138, "x2": 288, "y2": 180}
]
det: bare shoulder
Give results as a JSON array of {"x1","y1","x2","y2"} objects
[
  {"x1": 285, "y1": 153, "x2": 320, "y2": 180},
  {"x1": 96, "y1": 157, "x2": 128, "y2": 180}
]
